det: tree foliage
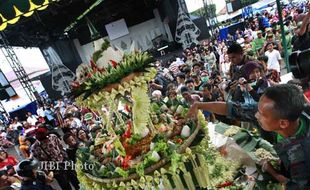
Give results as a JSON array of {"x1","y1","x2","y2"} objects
[
  {"x1": 241, "y1": 0, "x2": 259, "y2": 6},
  {"x1": 225, "y1": 0, "x2": 259, "y2": 6},
  {"x1": 190, "y1": 4, "x2": 216, "y2": 18}
]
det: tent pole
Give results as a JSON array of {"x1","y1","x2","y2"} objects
[{"x1": 276, "y1": 0, "x2": 290, "y2": 72}]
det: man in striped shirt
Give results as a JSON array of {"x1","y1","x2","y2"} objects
[{"x1": 169, "y1": 57, "x2": 184, "y2": 77}]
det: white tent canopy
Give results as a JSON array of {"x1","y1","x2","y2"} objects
[{"x1": 252, "y1": 0, "x2": 276, "y2": 9}]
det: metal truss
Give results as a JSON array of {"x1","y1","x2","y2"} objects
[{"x1": 0, "y1": 32, "x2": 37, "y2": 101}]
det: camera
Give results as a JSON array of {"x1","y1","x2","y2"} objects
[
  {"x1": 240, "y1": 78, "x2": 256, "y2": 85},
  {"x1": 289, "y1": 48, "x2": 310, "y2": 79},
  {"x1": 36, "y1": 170, "x2": 47, "y2": 182}
]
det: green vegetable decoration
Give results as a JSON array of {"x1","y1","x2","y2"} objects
[
  {"x1": 115, "y1": 167, "x2": 129, "y2": 178},
  {"x1": 170, "y1": 151, "x2": 182, "y2": 173},
  {"x1": 74, "y1": 40, "x2": 248, "y2": 190},
  {"x1": 114, "y1": 138, "x2": 126, "y2": 157},
  {"x1": 132, "y1": 87, "x2": 151, "y2": 138}
]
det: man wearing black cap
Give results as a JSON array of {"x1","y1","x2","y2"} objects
[{"x1": 16, "y1": 159, "x2": 53, "y2": 190}]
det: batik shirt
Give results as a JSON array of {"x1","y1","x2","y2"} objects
[{"x1": 31, "y1": 134, "x2": 66, "y2": 162}]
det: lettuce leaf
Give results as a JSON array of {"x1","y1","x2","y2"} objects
[
  {"x1": 114, "y1": 138, "x2": 126, "y2": 157},
  {"x1": 154, "y1": 141, "x2": 169, "y2": 156},
  {"x1": 151, "y1": 103, "x2": 161, "y2": 114},
  {"x1": 136, "y1": 163, "x2": 145, "y2": 177},
  {"x1": 135, "y1": 152, "x2": 159, "y2": 176},
  {"x1": 170, "y1": 151, "x2": 182, "y2": 173},
  {"x1": 115, "y1": 167, "x2": 129, "y2": 178}
]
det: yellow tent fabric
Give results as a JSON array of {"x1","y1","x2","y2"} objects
[{"x1": 0, "y1": 0, "x2": 52, "y2": 31}]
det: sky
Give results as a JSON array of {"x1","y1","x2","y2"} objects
[
  {"x1": 185, "y1": 0, "x2": 226, "y2": 13},
  {"x1": 0, "y1": 47, "x2": 49, "y2": 73}
]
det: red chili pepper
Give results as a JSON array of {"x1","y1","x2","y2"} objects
[
  {"x1": 90, "y1": 60, "x2": 97, "y2": 70},
  {"x1": 216, "y1": 181, "x2": 233, "y2": 188},
  {"x1": 124, "y1": 104, "x2": 130, "y2": 113},
  {"x1": 110, "y1": 60, "x2": 118, "y2": 68},
  {"x1": 176, "y1": 138, "x2": 183, "y2": 144},
  {"x1": 87, "y1": 73, "x2": 92, "y2": 78},
  {"x1": 122, "y1": 155, "x2": 131, "y2": 169},
  {"x1": 123, "y1": 121, "x2": 132, "y2": 138}
]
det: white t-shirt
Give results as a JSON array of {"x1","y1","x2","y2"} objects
[
  {"x1": 37, "y1": 108, "x2": 46, "y2": 117},
  {"x1": 265, "y1": 49, "x2": 282, "y2": 72},
  {"x1": 237, "y1": 38, "x2": 245, "y2": 46},
  {"x1": 73, "y1": 118, "x2": 82, "y2": 128},
  {"x1": 27, "y1": 116, "x2": 38, "y2": 126},
  {"x1": 221, "y1": 62, "x2": 231, "y2": 77}
]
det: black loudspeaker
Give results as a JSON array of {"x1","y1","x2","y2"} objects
[
  {"x1": 152, "y1": 35, "x2": 168, "y2": 49},
  {"x1": 157, "y1": 0, "x2": 178, "y2": 39},
  {"x1": 193, "y1": 17, "x2": 211, "y2": 41},
  {"x1": 0, "y1": 70, "x2": 17, "y2": 100},
  {"x1": 0, "y1": 89, "x2": 10, "y2": 100},
  {"x1": 0, "y1": 86, "x2": 17, "y2": 100}
]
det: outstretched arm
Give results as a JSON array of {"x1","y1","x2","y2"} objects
[
  {"x1": 299, "y1": 4, "x2": 310, "y2": 36},
  {"x1": 187, "y1": 101, "x2": 229, "y2": 119}
]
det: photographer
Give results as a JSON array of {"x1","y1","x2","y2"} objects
[
  {"x1": 237, "y1": 62, "x2": 269, "y2": 102},
  {"x1": 187, "y1": 84, "x2": 310, "y2": 189},
  {"x1": 16, "y1": 159, "x2": 53, "y2": 190}
]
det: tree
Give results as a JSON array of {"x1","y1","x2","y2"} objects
[
  {"x1": 208, "y1": 4, "x2": 216, "y2": 18},
  {"x1": 241, "y1": 0, "x2": 259, "y2": 7},
  {"x1": 190, "y1": 4, "x2": 216, "y2": 18},
  {"x1": 191, "y1": 7, "x2": 205, "y2": 17}
]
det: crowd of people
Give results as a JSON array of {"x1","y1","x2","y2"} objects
[
  {"x1": 0, "y1": 98, "x2": 89, "y2": 190},
  {"x1": 0, "y1": 2, "x2": 310, "y2": 190}
]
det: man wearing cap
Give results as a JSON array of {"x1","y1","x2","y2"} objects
[
  {"x1": 252, "y1": 30, "x2": 264, "y2": 56},
  {"x1": 243, "y1": 35, "x2": 252, "y2": 54},
  {"x1": 84, "y1": 112, "x2": 100, "y2": 131},
  {"x1": 16, "y1": 159, "x2": 53, "y2": 190},
  {"x1": 265, "y1": 27, "x2": 273, "y2": 36},
  {"x1": 274, "y1": 25, "x2": 282, "y2": 43},
  {"x1": 260, "y1": 33, "x2": 282, "y2": 55}
]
